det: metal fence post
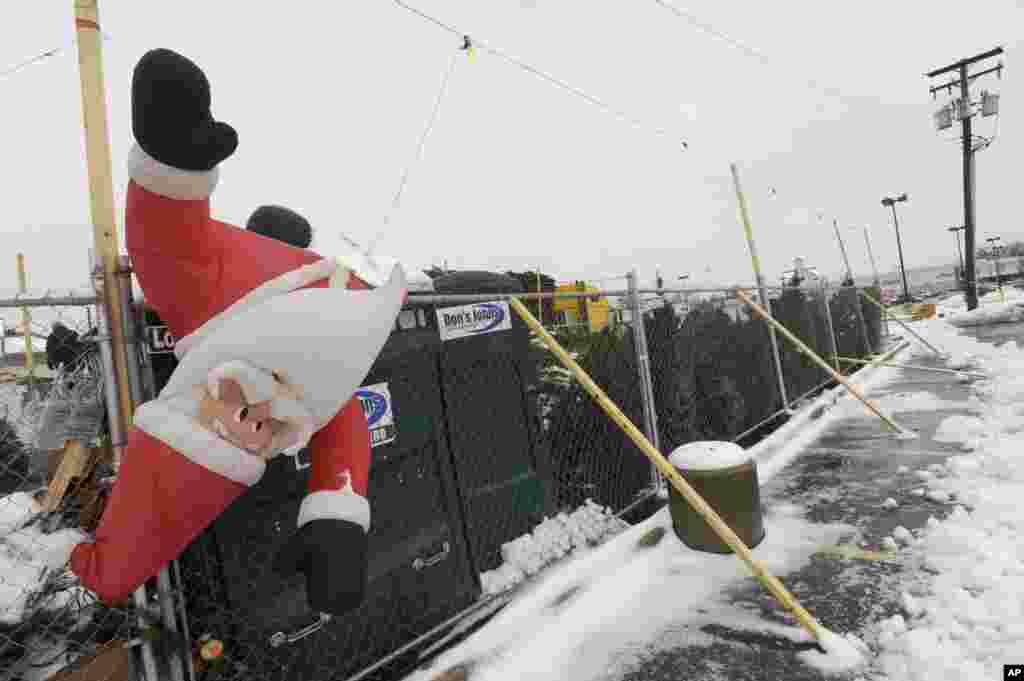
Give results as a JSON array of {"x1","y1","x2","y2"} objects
[
  {"x1": 627, "y1": 270, "x2": 662, "y2": 489},
  {"x1": 117, "y1": 257, "x2": 188, "y2": 681},
  {"x1": 91, "y1": 256, "x2": 161, "y2": 681},
  {"x1": 819, "y1": 278, "x2": 840, "y2": 371},
  {"x1": 850, "y1": 283, "x2": 875, "y2": 355}
]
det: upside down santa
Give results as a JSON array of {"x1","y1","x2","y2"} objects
[{"x1": 57, "y1": 48, "x2": 406, "y2": 616}]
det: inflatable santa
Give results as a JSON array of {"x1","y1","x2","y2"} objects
[{"x1": 60, "y1": 48, "x2": 406, "y2": 616}]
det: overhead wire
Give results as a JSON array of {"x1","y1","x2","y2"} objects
[
  {"x1": 0, "y1": 33, "x2": 113, "y2": 81},
  {"x1": 361, "y1": 47, "x2": 462, "y2": 275},
  {"x1": 652, "y1": 0, "x2": 857, "y2": 104},
  {"x1": 393, "y1": 0, "x2": 689, "y2": 150}
]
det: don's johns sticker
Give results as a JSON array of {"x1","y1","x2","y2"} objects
[
  {"x1": 436, "y1": 301, "x2": 513, "y2": 342},
  {"x1": 356, "y1": 382, "x2": 396, "y2": 448}
]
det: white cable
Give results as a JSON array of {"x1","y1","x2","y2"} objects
[{"x1": 364, "y1": 50, "x2": 460, "y2": 262}]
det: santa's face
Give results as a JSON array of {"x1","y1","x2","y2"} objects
[{"x1": 205, "y1": 377, "x2": 282, "y2": 456}]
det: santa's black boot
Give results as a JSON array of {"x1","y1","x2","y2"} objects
[{"x1": 132, "y1": 48, "x2": 238, "y2": 171}]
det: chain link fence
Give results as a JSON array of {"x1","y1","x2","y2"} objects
[
  {"x1": 0, "y1": 296, "x2": 162, "y2": 681},
  {"x1": 1, "y1": 275, "x2": 888, "y2": 681}
]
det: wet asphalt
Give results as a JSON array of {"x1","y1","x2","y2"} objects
[{"x1": 611, "y1": 324, "x2": 1023, "y2": 681}]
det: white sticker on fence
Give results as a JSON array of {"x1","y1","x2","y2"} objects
[
  {"x1": 356, "y1": 382, "x2": 396, "y2": 448},
  {"x1": 436, "y1": 301, "x2": 513, "y2": 342}
]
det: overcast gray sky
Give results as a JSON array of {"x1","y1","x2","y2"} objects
[{"x1": 2, "y1": 0, "x2": 1021, "y2": 294}]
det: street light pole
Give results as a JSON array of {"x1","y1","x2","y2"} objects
[{"x1": 882, "y1": 193, "x2": 911, "y2": 303}]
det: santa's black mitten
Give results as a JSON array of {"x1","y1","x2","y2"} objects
[
  {"x1": 132, "y1": 48, "x2": 238, "y2": 172},
  {"x1": 247, "y1": 205, "x2": 314, "y2": 249},
  {"x1": 274, "y1": 518, "x2": 369, "y2": 616}
]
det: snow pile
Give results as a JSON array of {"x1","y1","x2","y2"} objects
[
  {"x1": 797, "y1": 629, "x2": 870, "y2": 674},
  {"x1": 869, "y1": 306, "x2": 1024, "y2": 679},
  {"x1": 933, "y1": 413, "x2": 987, "y2": 450},
  {"x1": 479, "y1": 500, "x2": 630, "y2": 596},
  {"x1": 947, "y1": 300, "x2": 1024, "y2": 327},
  {"x1": 668, "y1": 440, "x2": 751, "y2": 471}
]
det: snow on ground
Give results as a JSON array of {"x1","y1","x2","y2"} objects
[
  {"x1": 861, "y1": 297, "x2": 1024, "y2": 679},
  {"x1": 408, "y1": 505, "x2": 854, "y2": 681},
  {"x1": 407, "y1": 350, "x2": 909, "y2": 681}
]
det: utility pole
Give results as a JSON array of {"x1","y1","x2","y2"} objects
[{"x1": 927, "y1": 47, "x2": 1004, "y2": 311}]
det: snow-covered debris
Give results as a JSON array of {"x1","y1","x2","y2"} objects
[
  {"x1": 0, "y1": 526, "x2": 84, "y2": 625},
  {"x1": 926, "y1": 490, "x2": 950, "y2": 503},
  {"x1": 947, "y1": 300, "x2": 1024, "y2": 327},
  {"x1": 881, "y1": 497, "x2": 899, "y2": 510},
  {"x1": 891, "y1": 526, "x2": 913, "y2": 545},
  {"x1": 0, "y1": 492, "x2": 40, "y2": 537}
]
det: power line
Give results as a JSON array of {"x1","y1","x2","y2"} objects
[
  {"x1": 364, "y1": 48, "x2": 461, "y2": 264},
  {"x1": 652, "y1": 0, "x2": 855, "y2": 103},
  {"x1": 0, "y1": 33, "x2": 113, "y2": 81},
  {"x1": 0, "y1": 46, "x2": 64, "y2": 80},
  {"x1": 393, "y1": 0, "x2": 689, "y2": 150}
]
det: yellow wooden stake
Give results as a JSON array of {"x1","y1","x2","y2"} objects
[
  {"x1": 15, "y1": 254, "x2": 36, "y2": 389},
  {"x1": 508, "y1": 296, "x2": 827, "y2": 644},
  {"x1": 736, "y1": 290, "x2": 907, "y2": 434},
  {"x1": 838, "y1": 356, "x2": 985, "y2": 379},
  {"x1": 73, "y1": 0, "x2": 135, "y2": 429},
  {"x1": 858, "y1": 290, "x2": 943, "y2": 357}
]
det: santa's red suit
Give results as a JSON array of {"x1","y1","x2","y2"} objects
[{"x1": 64, "y1": 48, "x2": 405, "y2": 616}]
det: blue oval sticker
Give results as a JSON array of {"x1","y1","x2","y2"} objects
[{"x1": 356, "y1": 389, "x2": 389, "y2": 427}]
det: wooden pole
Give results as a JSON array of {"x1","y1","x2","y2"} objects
[
  {"x1": 838, "y1": 356, "x2": 984, "y2": 379},
  {"x1": 508, "y1": 296, "x2": 828, "y2": 644},
  {"x1": 736, "y1": 289, "x2": 906, "y2": 434},
  {"x1": 859, "y1": 290, "x2": 943, "y2": 357},
  {"x1": 730, "y1": 163, "x2": 791, "y2": 413},
  {"x1": 15, "y1": 254, "x2": 36, "y2": 389},
  {"x1": 73, "y1": 0, "x2": 134, "y2": 428}
]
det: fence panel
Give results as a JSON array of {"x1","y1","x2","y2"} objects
[{"x1": 1, "y1": 299, "x2": 152, "y2": 681}]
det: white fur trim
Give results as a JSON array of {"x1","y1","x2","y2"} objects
[
  {"x1": 269, "y1": 395, "x2": 316, "y2": 456},
  {"x1": 173, "y1": 257, "x2": 343, "y2": 360},
  {"x1": 135, "y1": 399, "x2": 266, "y2": 486},
  {"x1": 127, "y1": 144, "x2": 219, "y2": 201},
  {"x1": 207, "y1": 360, "x2": 277, "y2": 404},
  {"x1": 297, "y1": 488, "x2": 371, "y2": 532}
]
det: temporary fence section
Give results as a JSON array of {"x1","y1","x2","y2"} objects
[
  {"x1": 0, "y1": 267, "x2": 889, "y2": 681},
  {"x1": 0, "y1": 292, "x2": 152, "y2": 681}
]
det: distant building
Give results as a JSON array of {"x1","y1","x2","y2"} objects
[{"x1": 551, "y1": 282, "x2": 611, "y2": 332}]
